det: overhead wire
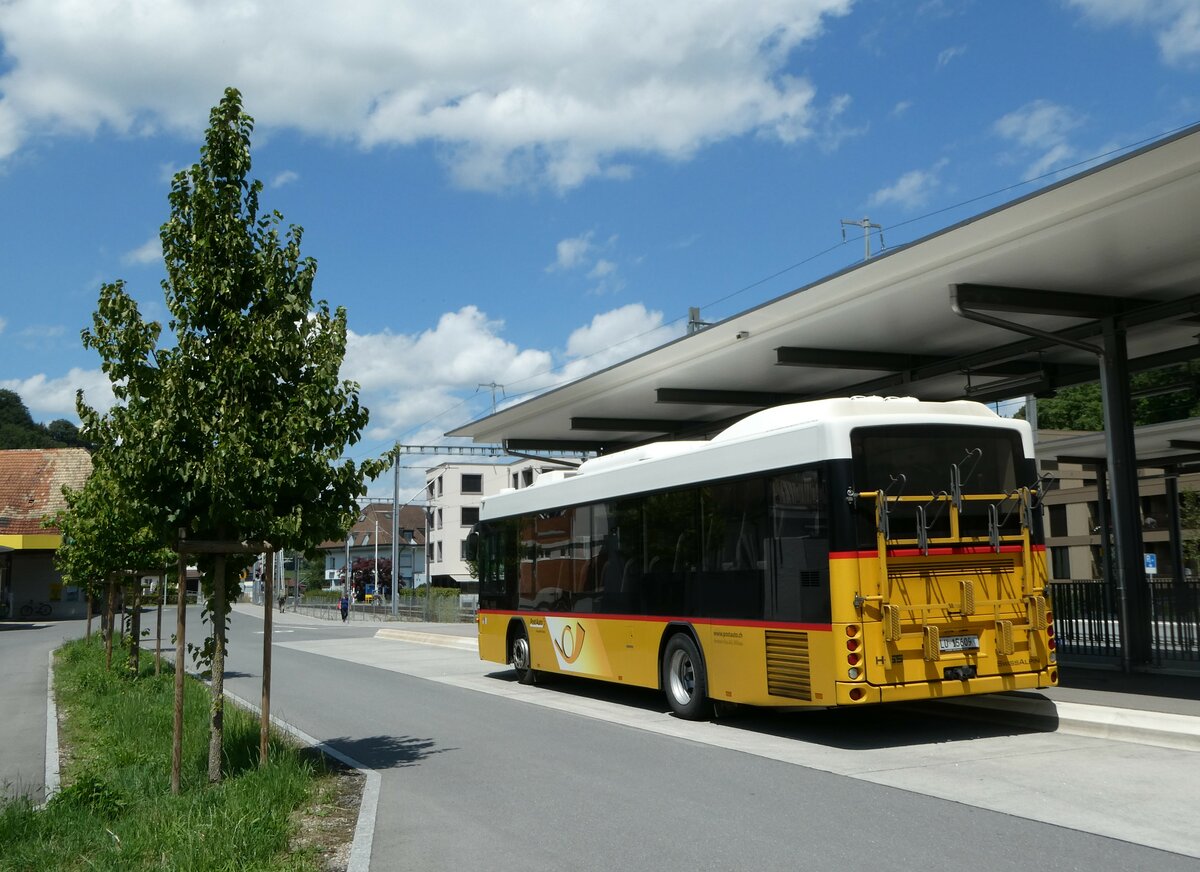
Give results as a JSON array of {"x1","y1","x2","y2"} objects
[{"x1": 347, "y1": 120, "x2": 1200, "y2": 462}]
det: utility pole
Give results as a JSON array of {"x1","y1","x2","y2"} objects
[
  {"x1": 841, "y1": 216, "x2": 884, "y2": 261},
  {"x1": 478, "y1": 382, "x2": 505, "y2": 415},
  {"x1": 392, "y1": 456, "x2": 400, "y2": 618}
]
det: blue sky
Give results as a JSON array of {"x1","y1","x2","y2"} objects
[{"x1": 1, "y1": 0, "x2": 1198, "y2": 496}]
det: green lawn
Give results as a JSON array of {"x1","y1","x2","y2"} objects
[{"x1": 0, "y1": 636, "x2": 347, "y2": 871}]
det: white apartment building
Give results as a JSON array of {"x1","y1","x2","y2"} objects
[{"x1": 425, "y1": 458, "x2": 560, "y2": 589}]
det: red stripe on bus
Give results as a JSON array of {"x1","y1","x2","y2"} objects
[
  {"x1": 830, "y1": 544, "x2": 1043, "y2": 559},
  {"x1": 477, "y1": 609, "x2": 830, "y2": 631}
]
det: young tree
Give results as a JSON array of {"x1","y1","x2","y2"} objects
[
  {"x1": 48, "y1": 463, "x2": 173, "y2": 669},
  {"x1": 80, "y1": 87, "x2": 384, "y2": 786}
]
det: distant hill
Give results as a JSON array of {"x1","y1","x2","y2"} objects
[{"x1": 0, "y1": 389, "x2": 91, "y2": 450}]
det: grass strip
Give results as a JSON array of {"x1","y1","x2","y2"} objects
[{"x1": 0, "y1": 635, "x2": 336, "y2": 872}]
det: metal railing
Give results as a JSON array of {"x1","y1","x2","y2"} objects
[
  {"x1": 1049, "y1": 578, "x2": 1199, "y2": 670},
  {"x1": 289, "y1": 594, "x2": 476, "y2": 624}
]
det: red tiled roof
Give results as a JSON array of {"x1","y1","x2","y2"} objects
[{"x1": 0, "y1": 448, "x2": 93, "y2": 535}]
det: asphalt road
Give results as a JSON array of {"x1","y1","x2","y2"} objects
[
  {"x1": 212, "y1": 610, "x2": 1200, "y2": 872},
  {"x1": 0, "y1": 617, "x2": 85, "y2": 802}
]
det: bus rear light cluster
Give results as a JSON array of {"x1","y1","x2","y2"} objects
[
  {"x1": 849, "y1": 687, "x2": 865, "y2": 701},
  {"x1": 1048, "y1": 638, "x2": 1057, "y2": 650},
  {"x1": 845, "y1": 625, "x2": 863, "y2": 679}
]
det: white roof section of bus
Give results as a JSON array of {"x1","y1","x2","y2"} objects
[
  {"x1": 450, "y1": 124, "x2": 1200, "y2": 452},
  {"x1": 479, "y1": 396, "x2": 1032, "y2": 520}
]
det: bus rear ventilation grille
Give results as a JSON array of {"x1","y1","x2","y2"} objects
[
  {"x1": 765, "y1": 630, "x2": 811, "y2": 701},
  {"x1": 887, "y1": 560, "x2": 1014, "y2": 579}
]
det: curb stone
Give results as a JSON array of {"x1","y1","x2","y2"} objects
[
  {"x1": 42, "y1": 650, "x2": 60, "y2": 808},
  {"x1": 222, "y1": 687, "x2": 380, "y2": 872},
  {"x1": 940, "y1": 692, "x2": 1200, "y2": 752}
]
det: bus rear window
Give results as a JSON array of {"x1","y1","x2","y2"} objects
[{"x1": 851, "y1": 424, "x2": 1025, "y2": 497}]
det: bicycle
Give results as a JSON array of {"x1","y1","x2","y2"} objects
[{"x1": 19, "y1": 600, "x2": 53, "y2": 618}]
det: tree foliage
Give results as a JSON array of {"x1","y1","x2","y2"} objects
[
  {"x1": 48, "y1": 463, "x2": 174, "y2": 593},
  {"x1": 348, "y1": 556, "x2": 392, "y2": 591},
  {"x1": 1022, "y1": 363, "x2": 1200, "y2": 430},
  {"x1": 0, "y1": 389, "x2": 89, "y2": 449},
  {"x1": 78, "y1": 87, "x2": 386, "y2": 781},
  {"x1": 80, "y1": 86, "x2": 383, "y2": 568}
]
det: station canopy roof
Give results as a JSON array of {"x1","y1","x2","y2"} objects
[
  {"x1": 449, "y1": 124, "x2": 1200, "y2": 455},
  {"x1": 1038, "y1": 418, "x2": 1200, "y2": 473}
]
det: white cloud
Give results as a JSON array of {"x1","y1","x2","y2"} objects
[
  {"x1": 19, "y1": 324, "x2": 65, "y2": 339},
  {"x1": 0, "y1": 367, "x2": 116, "y2": 419},
  {"x1": 122, "y1": 235, "x2": 162, "y2": 265},
  {"x1": 548, "y1": 232, "x2": 595, "y2": 272},
  {"x1": 993, "y1": 99, "x2": 1084, "y2": 179},
  {"x1": 936, "y1": 45, "x2": 966, "y2": 67},
  {"x1": 342, "y1": 302, "x2": 682, "y2": 443},
  {"x1": 271, "y1": 169, "x2": 299, "y2": 188},
  {"x1": 560, "y1": 303, "x2": 681, "y2": 379},
  {"x1": 588, "y1": 259, "x2": 617, "y2": 279},
  {"x1": 1067, "y1": 0, "x2": 1200, "y2": 66},
  {"x1": 0, "y1": 0, "x2": 854, "y2": 188},
  {"x1": 994, "y1": 100, "x2": 1083, "y2": 149},
  {"x1": 815, "y1": 92, "x2": 867, "y2": 153},
  {"x1": 868, "y1": 158, "x2": 948, "y2": 210}
]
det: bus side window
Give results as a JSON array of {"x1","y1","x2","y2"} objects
[{"x1": 700, "y1": 478, "x2": 767, "y2": 619}]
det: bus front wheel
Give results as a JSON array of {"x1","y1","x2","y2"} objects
[
  {"x1": 510, "y1": 626, "x2": 536, "y2": 685},
  {"x1": 661, "y1": 634, "x2": 712, "y2": 720}
]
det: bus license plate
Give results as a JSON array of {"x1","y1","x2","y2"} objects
[{"x1": 939, "y1": 634, "x2": 979, "y2": 653}]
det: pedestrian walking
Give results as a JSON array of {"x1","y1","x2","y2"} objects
[
  {"x1": 278, "y1": 592, "x2": 285, "y2": 613},
  {"x1": 338, "y1": 594, "x2": 349, "y2": 623}
]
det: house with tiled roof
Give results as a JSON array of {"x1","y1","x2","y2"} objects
[
  {"x1": 313, "y1": 501, "x2": 427, "y2": 594},
  {"x1": 0, "y1": 448, "x2": 92, "y2": 619}
]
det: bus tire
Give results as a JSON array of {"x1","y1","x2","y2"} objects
[
  {"x1": 661, "y1": 633, "x2": 712, "y2": 720},
  {"x1": 509, "y1": 624, "x2": 536, "y2": 685}
]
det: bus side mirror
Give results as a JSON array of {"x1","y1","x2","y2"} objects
[{"x1": 465, "y1": 529, "x2": 479, "y2": 562}]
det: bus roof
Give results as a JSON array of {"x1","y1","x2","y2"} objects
[{"x1": 480, "y1": 396, "x2": 1028, "y2": 520}]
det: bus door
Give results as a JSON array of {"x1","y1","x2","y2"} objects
[{"x1": 769, "y1": 469, "x2": 831, "y2": 625}]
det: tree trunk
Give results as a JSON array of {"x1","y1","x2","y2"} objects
[
  {"x1": 260, "y1": 551, "x2": 274, "y2": 766},
  {"x1": 207, "y1": 554, "x2": 227, "y2": 784},
  {"x1": 85, "y1": 589, "x2": 93, "y2": 641},
  {"x1": 155, "y1": 583, "x2": 163, "y2": 677},
  {"x1": 104, "y1": 580, "x2": 116, "y2": 670},
  {"x1": 171, "y1": 547, "x2": 187, "y2": 795},
  {"x1": 128, "y1": 585, "x2": 142, "y2": 676}
]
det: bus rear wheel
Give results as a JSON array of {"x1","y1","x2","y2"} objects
[
  {"x1": 510, "y1": 625, "x2": 536, "y2": 685},
  {"x1": 661, "y1": 634, "x2": 712, "y2": 720}
]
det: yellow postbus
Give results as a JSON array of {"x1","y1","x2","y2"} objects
[{"x1": 473, "y1": 396, "x2": 1058, "y2": 719}]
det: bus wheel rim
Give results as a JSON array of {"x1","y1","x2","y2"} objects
[
  {"x1": 669, "y1": 649, "x2": 694, "y2": 703},
  {"x1": 512, "y1": 636, "x2": 530, "y2": 671}
]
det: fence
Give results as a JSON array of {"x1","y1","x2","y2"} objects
[
  {"x1": 1049, "y1": 578, "x2": 1199, "y2": 671},
  {"x1": 290, "y1": 593, "x2": 476, "y2": 624}
]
